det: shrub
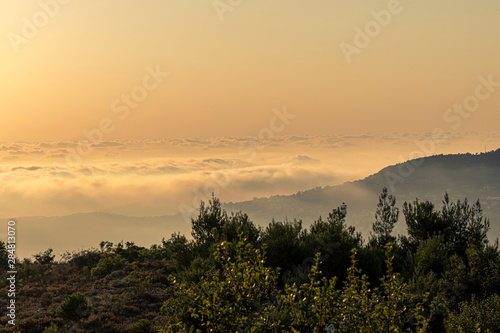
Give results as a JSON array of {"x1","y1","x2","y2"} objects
[
  {"x1": 0, "y1": 241, "x2": 8, "y2": 270},
  {"x1": 128, "y1": 264, "x2": 153, "y2": 292},
  {"x1": 43, "y1": 321, "x2": 59, "y2": 333},
  {"x1": 91, "y1": 254, "x2": 129, "y2": 278},
  {"x1": 161, "y1": 239, "x2": 278, "y2": 332},
  {"x1": 63, "y1": 248, "x2": 102, "y2": 269},
  {"x1": 17, "y1": 259, "x2": 47, "y2": 282},
  {"x1": 132, "y1": 318, "x2": 152, "y2": 332},
  {"x1": 280, "y1": 247, "x2": 429, "y2": 332},
  {"x1": 34, "y1": 248, "x2": 56, "y2": 265},
  {"x1": 445, "y1": 294, "x2": 500, "y2": 332},
  {"x1": 115, "y1": 241, "x2": 146, "y2": 262},
  {"x1": 160, "y1": 242, "x2": 430, "y2": 332},
  {"x1": 56, "y1": 292, "x2": 93, "y2": 321}
]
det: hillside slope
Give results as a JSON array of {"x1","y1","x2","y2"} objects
[{"x1": 225, "y1": 149, "x2": 500, "y2": 239}]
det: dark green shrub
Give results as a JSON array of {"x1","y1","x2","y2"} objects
[
  {"x1": 191, "y1": 195, "x2": 229, "y2": 246},
  {"x1": 63, "y1": 248, "x2": 102, "y2": 269},
  {"x1": 0, "y1": 241, "x2": 8, "y2": 270},
  {"x1": 17, "y1": 259, "x2": 47, "y2": 282},
  {"x1": 261, "y1": 218, "x2": 303, "y2": 271},
  {"x1": 56, "y1": 292, "x2": 93, "y2": 321},
  {"x1": 114, "y1": 241, "x2": 146, "y2": 262},
  {"x1": 162, "y1": 232, "x2": 194, "y2": 269},
  {"x1": 34, "y1": 248, "x2": 56, "y2": 265}
]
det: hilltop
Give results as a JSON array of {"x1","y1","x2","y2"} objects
[{"x1": 225, "y1": 149, "x2": 500, "y2": 239}]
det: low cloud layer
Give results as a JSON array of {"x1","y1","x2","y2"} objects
[{"x1": 1, "y1": 132, "x2": 498, "y2": 218}]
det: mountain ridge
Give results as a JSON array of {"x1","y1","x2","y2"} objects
[{"x1": 224, "y1": 149, "x2": 500, "y2": 238}]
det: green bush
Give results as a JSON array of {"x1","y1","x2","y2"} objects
[
  {"x1": 56, "y1": 292, "x2": 93, "y2": 321},
  {"x1": 128, "y1": 264, "x2": 153, "y2": 292},
  {"x1": 132, "y1": 318, "x2": 152, "y2": 332},
  {"x1": 161, "y1": 239, "x2": 278, "y2": 332},
  {"x1": 17, "y1": 259, "x2": 47, "y2": 282},
  {"x1": 43, "y1": 321, "x2": 59, "y2": 333},
  {"x1": 445, "y1": 294, "x2": 500, "y2": 332},
  {"x1": 279, "y1": 247, "x2": 429, "y2": 332},
  {"x1": 160, "y1": 240, "x2": 430, "y2": 333},
  {"x1": 91, "y1": 254, "x2": 129, "y2": 278}
]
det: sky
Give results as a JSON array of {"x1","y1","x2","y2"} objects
[
  {"x1": 0, "y1": 0, "x2": 499, "y2": 221},
  {"x1": 1, "y1": 0, "x2": 499, "y2": 142}
]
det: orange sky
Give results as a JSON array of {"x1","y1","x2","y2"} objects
[{"x1": 1, "y1": 0, "x2": 499, "y2": 142}]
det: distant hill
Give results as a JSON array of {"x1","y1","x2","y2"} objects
[
  {"x1": 10, "y1": 149, "x2": 500, "y2": 258},
  {"x1": 224, "y1": 149, "x2": 500, "y2": 240}
]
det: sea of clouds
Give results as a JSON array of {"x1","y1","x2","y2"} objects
[{"x1": 1, "y1": 132, "x2": 499, "y2": 219}]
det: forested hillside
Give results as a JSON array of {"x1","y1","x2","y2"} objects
[
  {"x1": 226, "y1": 149, "x2": 500, "y2": 239},
  {"x1": 1, "y1": 190, "x2": 499, "y2": 332}
]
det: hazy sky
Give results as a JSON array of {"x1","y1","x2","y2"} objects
[{"x1": 1, "y1": 0, "x2": 499, "y2": 142}]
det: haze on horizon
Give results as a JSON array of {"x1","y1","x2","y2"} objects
[
  {"x1": 0, "y1": 0, "x2": 499, "y2": 220},
  {"x1": 0, "y1": 133, "x2": 499, "y2": 220}
]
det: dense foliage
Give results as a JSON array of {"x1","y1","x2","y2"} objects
[{"x1": 0, "y1": 190, "x2": 499, "y2": 332}]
